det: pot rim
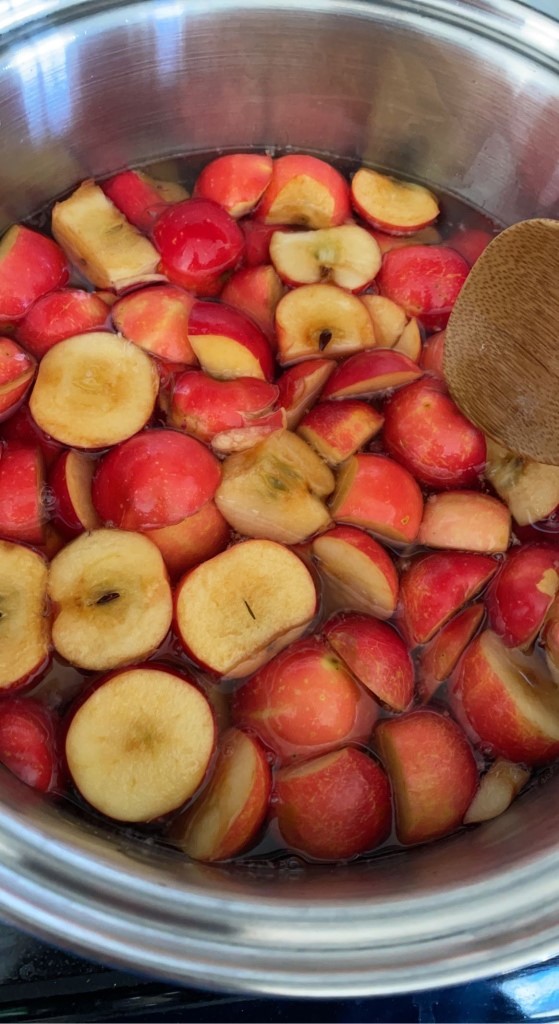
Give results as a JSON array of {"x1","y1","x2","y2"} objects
[{"x1": 1, "y1": 0, "x2": 559, "y2": 996}]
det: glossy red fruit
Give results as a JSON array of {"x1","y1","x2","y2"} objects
[
  {"x1": 16, "y1": 288, "x2": 110, "y2": 358},
  {"x1": 241, "y1": 220, "x2": 289, "y2": 266},
  {"x1": 153, "y1": 198, "x2": 245, "y2": 296},
  {"x1": 92, "y1": 428, "x2": 221, "y2": 531},
  {"x1": 0, "y1": 698, "x2": 60, "y2": 793},
  {"x1": 170, "y1": 371, "x2": 278, "y2": 443},
  {"x1": 0, "y1": 446, "x2": 45, "y2": 545},
  {"x1": 0, "y1": 226, "x2": 69, "y2": 322},
  {"x1": 275, "y1": 747, "x2": 392, "y2": 860},
  {"x1": 0, "y1": 404, "x2": 63, "y2": 469},
  {"x1": 383, "y1": 377, "x2": 486, "y2": 489},
  {"x1": 377, "y1": 244, "x2": 470, "y2": 331},
  {"x1": 486, "y1": 544, "x2": 559, "y2": 648}
]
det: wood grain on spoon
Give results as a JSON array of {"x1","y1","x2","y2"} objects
[{"x1": 444, "y1": 219, "x2": 559, "y2": 465}]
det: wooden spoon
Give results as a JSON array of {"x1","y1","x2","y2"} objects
[{"x1": 444, "y1": 218, "x2": 559, "y2": 465}]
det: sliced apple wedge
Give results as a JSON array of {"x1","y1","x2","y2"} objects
[
  {"x1": 221, "y1": 264, "x2": 285, "y2": 342},
  {"x1": 394, "y1": 317, "x2": 422, "y2": 362},
  {"x1": 420, "y1": 329, "x2": 446, "y2": 378},
  {"x1": 311, "y1": 525, "x2": 398, "y2": 619},
  {"x1": 378, "y1": 245, "x2": 469, "y2": 331},
  {"x1": 455, "y1": 630, "x2": 559, "y2": 764},
  {"x1": 169, "y1": 371, "x2": 279, "y2": 444},
  {"x1": 399, "y1": 551, "x2": 497, "y2": 645},
  {"x1": 275, "y1": 748, "x2": 391, "y2": 860},
  {"x1": 194, "y1": 153, "x2": 273, "y2": 218},
  {"x1": 276, "y1": 358, "x2": 335, "y2": 429},
  {"x1": 211, "y1": 408, "x2": 287, "y2": 454},
  {"x1": 255, "y1": 154, "x2": 351, "y2": 228},
  {"x1": 375, "y1": 710, "x2": 477, "y2": 844},
  {"x1": 0, "y1": 540, "x2": 50, "y2": 693},
  {"x1": 486, "y1": 544, "x2": 559, "y2": 649},
  {"x1": 102, "y1": 169, "x2": 189, "y2": 232},
  {"x1": 216, "y1": 429, "x2": 334, "y2": 544},
  {"x1": 232, "y1": 637, "x2": 378, "y2": 763},
  {"x1": 29, "y1": 332, "x2": 158, "y2": 449},
  {"x1": 49, "y1": 529, "x2": 172, "y2": 672},
  {"x1": 92, "y1": 429, "x2": 221, "y2": 531},
  {"x1": 0, "y1": 697, "x2": 60, "y2": 793},
  {"x1": 418, "y1": 603, "x2": 485, "y2": 703},
  {"x1": 174, "y1": 538, "x2": 317, "y2": 678},
  {"x1": 464, "y1": 759, "x2": 530, "y2": 825},
  {"x1": 297, "y1": 399, "x2": 383, "y2": 466},
  {"x1": 187, "y1": 301, "x2": 274, "y2": 382},
  {"x1": 321, "y1": 349, "x2": 422, "y2": 399},
  {"x1": 52, "y1": 180, "x2": 164, "y2": 291},
  {"x1": 351, "y1": 168, "x2": 439, "y2": 235},
  {"x1": 270, "y1": 224, "x2": 381, "y2": 292},
  {"x1": 49, "y1": 450, "x2": 101, "y2": 537},
  {"x1": 145, "y1": 501, "x2": 230, "y2": 580},
  {"x1": 484, "y1": 438, "x2": 559, "y2": 526},
  {"x1": 0, "y1": 224, "x2": 68, "y2": 323},
  {"x1": 112, "y1": 284, "x2": 196, "y2": 365},
  {"x1": 172, "y1": 727, "x2": 271, "y2": 861},
  {"x1": 16, "y1": 288, "x2": 110, "y2": 359},
  {"x1": 360, "y1": 295, "x2": 407, "y2": 349},
  {"x1": 418, "y1": 491, "x2": 511, "y2": 553},
  {"x1": 331, "y1": 453, "x2": 423, "y2": 544},
  {"x1": 0, "y1": 338, "x2": 35, "y2": 422},
  {"x1": 0, "y1": 446, "x2": 46, "y2": 545},
  {"x1": 324, "y1": 612, "x2": 414, "y2": 712},
  {"x1": 275, "y1": 284, "x2": 376, "y2": 365},
  {"x1": 65, "y1": 665, "x2": 215, "y2": 822}
]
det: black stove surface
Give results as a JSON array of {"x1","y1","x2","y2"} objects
[{"x1": 1, "y1": 922, "x2": 559, "y2": 1023}]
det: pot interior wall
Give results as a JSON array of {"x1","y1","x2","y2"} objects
[
  {"x1": 1, "y1": 0, "x2": 559, "y2": 908},
  {"x1": 1, "y1": 0, "x2": 559, "y2": 230}
]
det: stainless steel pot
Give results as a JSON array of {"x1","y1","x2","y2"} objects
[{"x1": 1, "y1": 0, "x2": 559, "y2": 997}]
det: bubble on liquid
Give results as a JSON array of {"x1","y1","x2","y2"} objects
[{"x1": 41, "y1": 483, "x2": 58, "y2": 515}]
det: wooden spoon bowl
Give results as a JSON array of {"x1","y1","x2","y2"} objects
[{"x1": 444, "y1": 218, "x2": 559, "y2": 465}]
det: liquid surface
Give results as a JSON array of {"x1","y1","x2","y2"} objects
[{"x1": 18, "y1": 151, "x2": 556, "y2": 867}]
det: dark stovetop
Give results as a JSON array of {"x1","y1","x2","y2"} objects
[{"x1": 1, "y1": 921, "x2": 559, "y2": 1022}]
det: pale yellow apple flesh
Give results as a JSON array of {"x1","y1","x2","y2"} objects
[
  {"x1": 464, "y1": 758, "x2": 530, "y2": 824},
  {"x1": 360, "y1": 295, "x2": 407, "y2": 348},
  {"x1": 65, "y1": 666, "x2": 215, "y2": 821},
  {"x1": 49, "y1": 529, "x2": 172, "y2": 671},
  {"x1": 175, "y1": 538, "x2": 317, "y2": 677},
  {"x1": 52, "y1": 179, "x2": 164, "y2": 291},
  {"x1": 64, "y1": 451, "x2": 101, "y2": 530},
  {"x1": 188, "y1": 335, "x2": 267, "y2": 381},
  {"x1": 275, "y1": 284, "x2": 376, "y2": 363},
  {"x1": 29, "y1": 332, "x2": 158, "y2": 449},
  {"x1": 312, "y1": 534, "x2": 396, "y2": 618},
  {"x1": 215, "y1": 429, "x2": 334, "y2": 544},
  {"x1": 484, "y1": 439, "x2": 559, "y2": 526},
  {"x1": 270, "y1": 224, "x2": 381, "y2": 291},
  {"x1": 266, "y1": 177, "x2": 335, "y2": 228},
  {"x1": 173, "y1": 727, "x2": 270, "y2": 861},
  {"x1": 0, "y1": 540, "x2": 50, "y2": 690}
]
